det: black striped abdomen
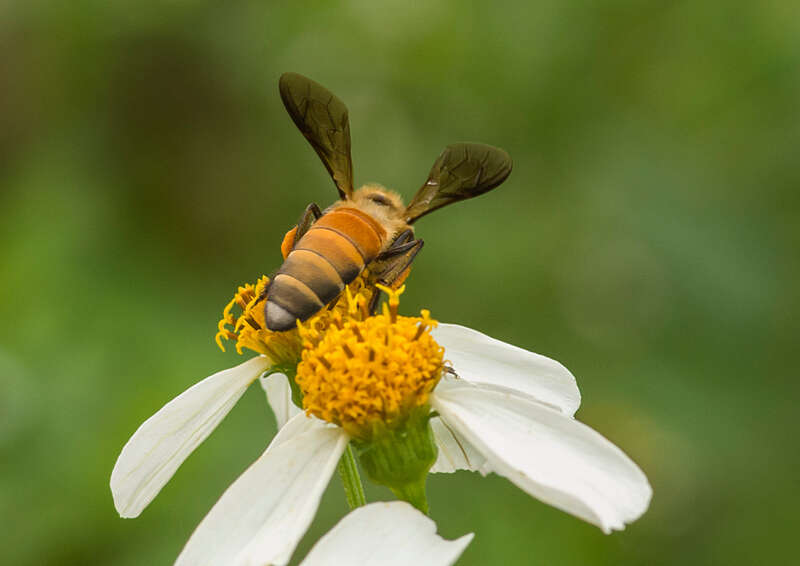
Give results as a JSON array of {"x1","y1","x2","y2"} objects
[{"x1": 265, "y1": 207, "x2": 386, "y2": 331}]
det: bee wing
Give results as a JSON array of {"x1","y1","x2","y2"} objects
[
  {"x1": 404, "y1": 143, "x2": 512, "y2": 224},
  {"x1": 279, "y1": 72, "x2": 354, "y2": 199}
]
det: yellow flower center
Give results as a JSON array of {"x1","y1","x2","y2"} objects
[
  {"x1": 215, "y1": 271, "x2": 377, "y2": 366},
  {"x1": 296, "y1": 285, "x2": 444, "y2": 439}
]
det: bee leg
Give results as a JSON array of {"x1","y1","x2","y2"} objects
[
  {"x1": 292, "y1": 203, "x2": 323, "y2": 248},
  {"x1": 376, "y1": 237, "x2": 424, "y2": 281},
  {"x1": 255, "y1": 279, "x2": 272, "y2": 304},
  {"x1": 393, "y1": 228, "x2": 415, "y2": 247},
  {"x1": 367, "y1": 289, "x2": 382, "y2": 315},
  {"x1": 369, "y1": 238, "x2": 424, "y2": 314},
  {"x1": 376, "y1": 229, "x2": 417, "y2": 260}
]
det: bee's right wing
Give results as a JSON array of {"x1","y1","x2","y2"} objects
[
  {"x1": 279, "y1": 72, "x2": 354, "y2": 199},
  {"x1": 404, "y1": 143, "x2": 512, "y2": 224}
]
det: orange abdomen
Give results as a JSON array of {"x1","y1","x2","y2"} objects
[{"x1": 265, "y1": 207, "x2": 387, "y2": 331}]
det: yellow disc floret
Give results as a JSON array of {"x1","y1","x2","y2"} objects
[
  {"x1": 296, "y1": 285, "x2": 444, "y2": 440},
  {"x1": 215, "y1": 271, "x2": 378, "y2": 366}
]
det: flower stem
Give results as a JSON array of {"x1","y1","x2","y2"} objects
[
  {"x1": 391, "y1": 480, "x2": 428, "y2": 514},
  {"x1": 337, "y1": 444, "x2": 366, "y2": 510}
]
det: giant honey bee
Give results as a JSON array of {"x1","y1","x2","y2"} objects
[{"x1": 264, "y1": 72, "x2": 513, "y2": 331}]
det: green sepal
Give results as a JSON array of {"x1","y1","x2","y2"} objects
[
  {"x1": 353, "y1": 406, "x2": 437, "y2": 514},
  {"x1": 337, "y1": 443, "x2": 367, "y2": 510}
]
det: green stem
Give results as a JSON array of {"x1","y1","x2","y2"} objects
[
  {"x1": 337, "y1": 444, "x2": 366, "y2": 510},
  {"x1": 391, "y1": 481, "x2": 428, "y2": 514}
]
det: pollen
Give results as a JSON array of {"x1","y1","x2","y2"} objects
[
  {"x1": 295, "y1": 285, "x2": 444, "y2": 440},
  {"x1": 215, "y1": 271, "x2": 378, "y2": 367}
]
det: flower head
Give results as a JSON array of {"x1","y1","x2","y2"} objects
[{"x1": 297, "y1": 285, "x2": 443, "y2": 439}]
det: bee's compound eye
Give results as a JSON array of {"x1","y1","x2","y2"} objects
[{"x1": 368, "y1": 194, "x2": 391, "y2": 206}]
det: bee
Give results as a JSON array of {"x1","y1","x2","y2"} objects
[{"x1": 264, "y1": 72, "x2": 513, "y2": 331}]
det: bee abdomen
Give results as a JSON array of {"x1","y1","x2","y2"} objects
[
  {"x1": 311, "y1": 207, "x2": 385, "y2": 260},
  {"x1": 278, "y1": 249, "x2": 344, "y2": 306},
  {"x1": 265, "y1": 207, "x2": 387, "y2": 331}
]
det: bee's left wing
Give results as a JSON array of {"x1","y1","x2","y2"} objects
[
  {"x1": 279, "y1": 72, "x2": 354, "y2": 199},
  {"x1": 404, "y1": 143, "x2": 512, "y2": 224}
]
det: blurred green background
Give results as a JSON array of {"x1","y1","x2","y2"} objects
[{"x1": 1, "y1": 1, "x2": 797, "y2": 564}]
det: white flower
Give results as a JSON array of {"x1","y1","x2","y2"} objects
[{"x1": 111, "y1": 320, "x2": 650, "y2": 564}]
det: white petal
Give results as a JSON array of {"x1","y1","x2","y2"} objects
[
  {"x1": 432, "y1": 323, "x2": 581, "y2": 416},
  {"x1": 175, "y1": 414, "x2": 348, "y2": 566},
  {"x1": 259, "y1": 371, "x2": 302, "y2": 429},
  {"x1": 429, "y1": 416, "x2": 488, "y2": 475},
  {"x1": 299, "y1": 501, "x2": 473, "y2": 566},
  {"x1": 432, "y1": 383, "x2": 651, "y2": 533},
  {"x1": 111, "y1": 356, "x2": 270, "y2": 518}
]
